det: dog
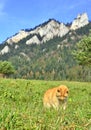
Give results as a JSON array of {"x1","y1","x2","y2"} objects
[{"x1": 43, "y1": 85, "x2": 69, "y2": 110}]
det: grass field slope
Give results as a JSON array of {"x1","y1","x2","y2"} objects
[{"x1": 0, "y1": 79, "x2": 91, "y2": 130}]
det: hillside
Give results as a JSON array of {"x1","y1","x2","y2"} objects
[{"x1": 0, "y1": 13, "x2": 91, "y2": 81}]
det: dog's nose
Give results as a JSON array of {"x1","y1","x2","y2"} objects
[{"x1": 60, "y1": 97, "x2": 64, "y2": 100}]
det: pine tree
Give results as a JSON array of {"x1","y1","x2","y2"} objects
[{"x1": 73, "y1": 33, "x2": 91, "y2": 66}]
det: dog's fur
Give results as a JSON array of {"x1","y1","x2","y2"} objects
[{"x1": 43, "y1": 85, "x2": 69, "y2": 110}]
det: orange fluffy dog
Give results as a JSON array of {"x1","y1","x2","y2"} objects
[{"x1": 43, "y1": 85, "x2": 69, "y2": 110}]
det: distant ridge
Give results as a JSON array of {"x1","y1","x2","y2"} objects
[
  {"x1": 0, "y1": 12, "x2": 89, "y2": 55},
  {"x1": 0, "y1": 13, "x2": 91, "y2": 81}
]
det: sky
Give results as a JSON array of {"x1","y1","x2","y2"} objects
[{"x1": 0, "y1": 0, "x2": 91, "y2": 43}]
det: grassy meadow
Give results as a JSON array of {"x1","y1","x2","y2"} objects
[{"x1": 0, "y1": 79, "x2": 91, "y2": 130}]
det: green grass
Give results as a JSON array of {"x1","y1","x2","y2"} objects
[{"x1": 0, "y1": 79, "x2": 91, "y2": 130}]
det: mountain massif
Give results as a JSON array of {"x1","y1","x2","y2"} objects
[{"x1": 0, "y1": 13, "x2": 91, "y2": 81}]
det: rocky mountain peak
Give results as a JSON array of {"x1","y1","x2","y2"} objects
[
  {"x1": 70, "y1": 13, "x2": 89, "y2": 30},
  {"x1": 31, "y1": 19, "x2": 69, "y2": 43}
]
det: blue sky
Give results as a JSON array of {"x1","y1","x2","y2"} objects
[{"x1": 0, "y1": 0, "x2": 91, "y2": 43}]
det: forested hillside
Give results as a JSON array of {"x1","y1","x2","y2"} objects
[{"x1": 0, "y1": 22, "x2": 91, "y2": 81}]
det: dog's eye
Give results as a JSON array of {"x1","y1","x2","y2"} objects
[
  {"x1": 57, "y1": 89, "x2": 60, "y2": 92},
  {"x1": 66, "y1": 91, "x2": 69, "y2": 93}
]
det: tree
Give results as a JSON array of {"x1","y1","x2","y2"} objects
[
  {"x1": 73, "y1": 34, "x2": 91, "y2": 66},
  {"x1": 0, "y1": 61, "x2": 15, "y2": 77}
]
